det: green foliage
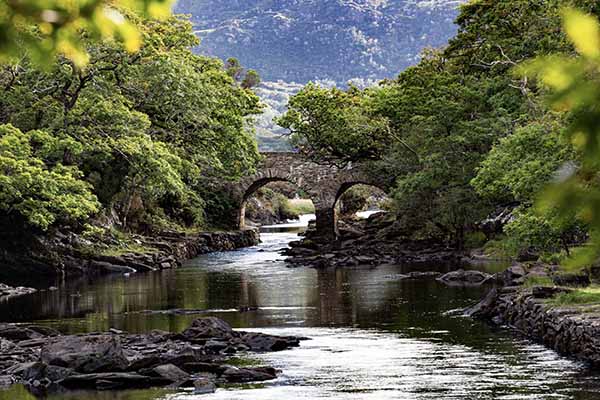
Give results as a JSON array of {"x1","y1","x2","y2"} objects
[
  {"x1": 523, "y1": 8, "x2": 600, "y2": 268},
  {"x1": 277, "y1": 83, "x2": 392, "y2": 165},
  {"x1": 338, "y1": 185, "x2": 372, "y2": 216},
  {"x1": 523, "y1": 275, "x2": 555, "y2": 288},
  {"x1": 472, "y1": 118, "x2": 575, "y2": 203},
  {"x1": 0, "y1": 12, "x2": 261, "y2": 232},
  {"x1": 0, "y1": 124, "x2": 99, "y2": 230},
  {"x1": 0, "y1": 0, "x2": 174, "y2": 67},
  {"x1": 504, "y1": 206, "x2": 582, "y2": 256},
  {"x1": 482, "y1": 236, "x2": 521, "y2": 260}
]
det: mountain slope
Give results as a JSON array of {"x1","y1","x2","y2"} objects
[{"x1": 175, "y1": 0, "x2": 464, "y2": 84}]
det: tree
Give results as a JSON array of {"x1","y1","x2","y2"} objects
[
  {"x1": 0, "y1": 12, "x2": 262, "y2": 232},
  {"x1": 277, "y1": 83, "x2": 392, "y2": 166},
  {"x1": 523, "y1": 8, "x2": 600, "y2": 267},
  {"x1": 242, "y1": 69, "x2": 261, "y2": 89},
  {"x1": 0, "y1": 124, "x2": 99, "y2": 230}
]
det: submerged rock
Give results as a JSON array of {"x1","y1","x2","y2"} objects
[{"x1": 437, "y1": 269, "x2": 493, "y2": 286}]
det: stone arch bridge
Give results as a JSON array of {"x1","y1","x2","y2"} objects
[{"x1": 227, "y1": 152, "x2": 392, "y2": 240}]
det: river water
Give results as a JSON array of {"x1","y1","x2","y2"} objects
[{"x1": 1, "y1": 216, "x2": 600, "y2": 399}]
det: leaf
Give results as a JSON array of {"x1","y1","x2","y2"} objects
[{"x1": 563, "y1": 8, "x2": 600, "y2": 59}]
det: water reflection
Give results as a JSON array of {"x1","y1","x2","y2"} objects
[{"x1": 0, "y1": 220, "x2": 600, "y2": 399}]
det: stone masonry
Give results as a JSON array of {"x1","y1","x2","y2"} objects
[{"x1": 226, "y1": 152, "x2": 391, "y2": 240}]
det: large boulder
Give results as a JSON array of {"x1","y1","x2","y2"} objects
[
  {"x1": 240, "y1": 332, "x2": 300, "y2": 352},
  {"x1": 59, "y1": 372, "x2": 172, "y2": 390},
  {"x1": 40, "y1": 335, "x2": 128, "y2": 373},
  {"x1": 182, "y1": 317, "x2": 234, "y2": 341},
  {"x1": 150, "y1": 364, "x2": 190, "y2": 383}
]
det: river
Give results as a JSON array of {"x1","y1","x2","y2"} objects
[{"x1": 1, "y1": 215, "x2": 600, "y2": 399}]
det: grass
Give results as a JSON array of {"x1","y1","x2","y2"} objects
[
  {"x1": 547, "y1": 286, "x2": 600, "y2": 306},
  {"x1": 284, "y1": 198, "x2": 315, "y2": 215},
  {"x1": 523, "y1": 275, "x2": 555, "y2": 288}
]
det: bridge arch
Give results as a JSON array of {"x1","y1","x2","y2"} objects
[{"x1": 228, "y1": 152, "x2": 392, "y2": 240}]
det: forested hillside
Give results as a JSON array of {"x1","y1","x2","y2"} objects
[{"x1": 279, "y1": 0, "x2": 600, "y2": 264}]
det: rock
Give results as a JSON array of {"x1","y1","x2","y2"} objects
[
  {"x1": 5, "y1": 362, "x2": 46, "y2": 380},
  {"x1": 0, "y1": 325, "x2": 42, "y2": 341},
  {"x1": 194, "y1": 378, "x2": 216, "y2": 394},
  {"x1": 552, "y1": 272, "x2": 590, "y2": 287},
  {"x1": 463, "y1": 288, "x2": 498, "y2": 318},
  {"x1": 46, "y1": 365, "x2": 74, "y2": 382},
  {"x1": 182, "y1": 317, "x2": 234, "y2": 340},
  {"x1": 0, "y1": 283, "x2": 36, "y2": 300},
  {"x1": 90, "y1": 261, "x2": 137, "y2": 275},
  {"x1": 437, "y1": 269, "x2": 492, "y2": 286},
  {"x1": 400, "y1": 271, "x2": 442, "y2": 280},
  {"x1": 182, "y1": 362, "x2": 227, "y2": 375},
  {"x1": 500, "y1": 264, "x2": 527, "y2": 285},
  {"x1": 241, "y1": 332, "x2": 299, "y2": 351},
  {"x1": 40, "y1": 335, "x2": 128, "y2": 373},
  {"x1": 26, "y1": 325, "x2": 60, "y2": 337},
  {"x1": 531, "y1": 286, "x2": 572, "y2": 299},
  {"x1": 151, "y1": 364, "x2": 190, "y2": 383},
  {"x1": 17, "y1": 338, "x2": 47, "y2": 348},
  {"x1": 59, "y1": 372, "x2": 172, "y2": 390},
  {"x1": 517, "y1": 248, "x2": 539, "y2": 262},
  {"x1": 204, "y1": 340, "x2": 229, "y2": 353},
  {"x1": 221, "y1": 366, "x2": 278, "y2": 383},
  {"x1": 0, "y1": 376, "x2": 14, "y2": 388}
]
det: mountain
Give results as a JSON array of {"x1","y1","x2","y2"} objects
[{"x1": 174, "y1": 0, "x2": 465, "y2": 149}]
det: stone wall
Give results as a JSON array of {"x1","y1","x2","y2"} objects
[{"x1": 468, "y1": 286, "x2": 600, "y2": 367}]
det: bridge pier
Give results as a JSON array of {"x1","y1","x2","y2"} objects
[{"x1": 314, "y1": 207, "x2": 338, "y2": 241}]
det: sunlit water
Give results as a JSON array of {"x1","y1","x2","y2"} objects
[{"x1": 1, "y1": 215, "x2": 600, "y2": 399}]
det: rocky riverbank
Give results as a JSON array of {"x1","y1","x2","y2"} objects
[
  {"x1": 0, "y1": 229, "x2": 259, "y2": 281},
  {"x1": 0, "y1": 317, "x2": 302, "y2": 396},
  {"x1": 284, "y1": 212, "x2": 464, "y2": 268},
  {"x1": 466, "y1": 263, "x2": 600, "y2": 367}
]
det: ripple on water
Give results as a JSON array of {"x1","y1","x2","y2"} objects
[{"x1": 164, "y1": 327, "x2": 600, "y2": 400}]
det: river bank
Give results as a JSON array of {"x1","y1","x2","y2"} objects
[
  {"x1": 466, "y1": 262, "x2": 600, "y2": 368},
  {"x1": 0, "y1": 228, "x2": 260, "y2": 288},
  {"x1": 284, "y1": 212, "x2": 465, "y2": 268}
]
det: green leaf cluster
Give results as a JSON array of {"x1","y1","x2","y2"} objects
[{"x1": 0, "y1": 0, "x2": 174, "y2": 67}]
